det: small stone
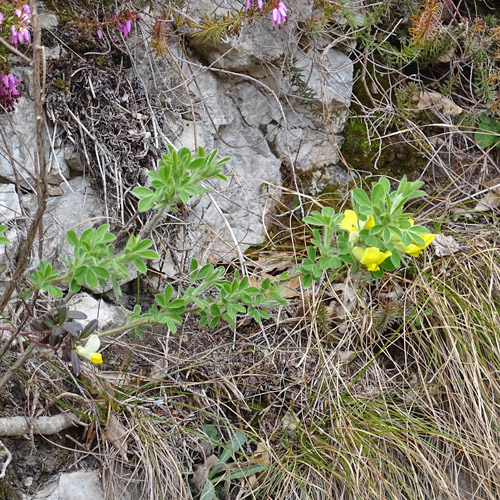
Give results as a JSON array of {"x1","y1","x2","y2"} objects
[{"x1": 47, "y1": 186, "x2": 63, "y2": 196}]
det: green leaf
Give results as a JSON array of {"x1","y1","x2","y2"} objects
[
  {"x1": 138, "y1": 196, "x2": 155, "y2": 212},
  {"x1": 134, "y1": 259, "x2": 147, "y2": 274},
  {"x1": 85, "y1": 268, "x2": 99, "y2": 289},
  {"x1": 190, "y1": 259, "x2": 199, "y2": 273},
  {"x1": 67, "y1": 230, "x2": 78, "y2": 247},
  {"x1": 475, "y1": 115, "x2": 500, "y2": 149},
  {"x1": 219, "y1": 429, "x2": 247, "y2": 464},
  {"x1": 93, "y1": 267, "x2": 110, "y2": 279},
  {"x1": 200, "y1": 480, "x2": 218, "y2": 500},
  {"x1": 44, "y1": 285, "x2": 63, "y2": 298},
  {"x1": 132, "y1": 186, "x2": 154, "y2": 197},
  {"x1": 229, "y1": 464, "x2": 267, "y2": 480},
  {"x1": 371, "y1": 183, "x2": 386, "y2": 205},
  {"x1": 352, "y1": 188, "x2": 371, "y2": 207},
  {"x1": 0, "y1": 225, "x2": 9, "y2": 244}
]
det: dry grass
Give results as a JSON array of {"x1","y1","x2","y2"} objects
[{"x1": 39, "y1": 215, "x2": 497, "y2": 500}]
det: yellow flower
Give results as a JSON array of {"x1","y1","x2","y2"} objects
[
  {"x1": 340, "y1": 210, "x2": 358, "y2": 232},
  {"x1": 340, "y1": 210, "x2": 375, "y2": 232},
  {"x1": 405, "y1": 233, "x2": 435, "y2": 257},
  {"x1": 352, "y1": 246, "x2": 392, "y2": 272},
  {"x1": 364, "y1": 216, "x2": 375, "y2": 230},
  {"x1": 76, "y1": 335, "x2": 103, "y2": 365}
]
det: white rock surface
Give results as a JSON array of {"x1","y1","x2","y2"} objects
[
  {"x1": 67, "y1": 293, "x2": 129, "y2": 331},
  {"x1": 296, "y1": 48, "x2": 354, "y2": 110},
  {"x1": 29, "y1": 471, "x2": 105, "y2": 500},
  {"x1": 0, "y1": 183, "x2": 21, "y2": 221},
  {"x1": 0, "y1": 95, "x2": 69, "y2": 186},
  {"x1": 40, "y1": 176, "x2": 107, "y2": 264},
  {"x1": 185, "y1": 121, "x2": 282, "y2": 262}
]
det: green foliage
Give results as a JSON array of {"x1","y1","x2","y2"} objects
[
  {"x1": 131, "y1": 259, "x2": 288, "y2": 334},
  {"x1": 29, "y1": 261, "x2": 63, "y2": 298},
  {"x1": 133, "y1": 146, "x2": 228, "y2": 213},
  {"x1": 300, "y1": 177, "x2": 434, "y2": 282},
  {"x1": 0, "y1": 225, "x2": 9, "y2": 245},
  {"x1": 65, "y1": 225, "x2": 158, "y2": 298},
  {"x1": 475, "y1": 114, "x2": 500, "y2": 150},
  {"x1": 191, "y1": 10, "x2": 246, "y2": 43},
  {"x1": 196, "y1": 426, "x2": 266, "y2": 500}
]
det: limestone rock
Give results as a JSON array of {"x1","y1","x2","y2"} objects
[
  {"x1": 67, "y1": 293, "x2": 129, "y2": 331},
  {"x1": 0, "y1": 184, "x2": 21, "y2": 221},
  {"x1": 184, "y1": 121, "x2": 282, "y2": 262},
  {"x1": 30, "y1": 471, "x2": 106, "y2": 500},
  {"x1": 0, "y1": 95, "x2": 70, "y2": 186}
]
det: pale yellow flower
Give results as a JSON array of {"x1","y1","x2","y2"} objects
[
  {"x1": 340, "y1": 210, "x2": 358, "y2": 232},
  {"x1": 340, "y1": 210, "x2": 375, "y2": 232},
  {"x1": 76, "y1": 335, "x2": 103, "y2": 365},
  {"x1": 352, "y1": 246, "x2": 392, "y2": 272},
  {"x1": 405, "y1": 233, "x2": 435, "y2": 257}
]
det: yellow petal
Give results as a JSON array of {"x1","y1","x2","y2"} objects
[
  {"x1": 364, "y1": 216, "x2": 375, "y2": 230},
  {"x1": 76, "y1": 335, "x2": 102, "y2": 362},
  {"x1": 404, "y1": 243, "x2": 423, "y2": 257},
  {"x1": 421, "y1": 233, "x2": 435, "y2": 246},
  {"x1": 353, "y1": 247, "x2": 392, "y2": 272},
  {"x1": 340, "y1": 210, "x2": 358, "y2": 232},
  {"x1": 89, "y1": 353, "x2": 103, "y2": 364},
  {"x1": 405, "y1": 233, "x2": 435, "y2": 257}
]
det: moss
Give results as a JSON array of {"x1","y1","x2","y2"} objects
[
  {"x1": 341, "y1": 117, "x2": 427, "y2": 179},
  {"x1": 52, "y1": 77, "x2": 70, "y2": 91},
  {"x1": 0, "y1": 471, "x2": 21, "y2": 500}
]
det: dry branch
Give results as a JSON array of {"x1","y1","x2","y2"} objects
[{"x1": 0, "y1": 413, "x2": 80, "y2": 437}]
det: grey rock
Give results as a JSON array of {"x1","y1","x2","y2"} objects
[
  {"x1": 30, "y1": 471, "x2": 106, "y2": 500},
  {"x1": 0, "y1": 95, "x2": 70, "y2": 186},
  {"x1": 0, "y1": 184, "x2": 21, "y2": 221},
  {"x1": 40, "y1": 176, "x2": 107, "y2": 265},
  {"x1": 272, "y1": 108, "x2": 345, "y2": 171},
  {"x1": 235, "y1": 82, "x2": 281, "y2": 127},
  {"x1": 67, "y1": 293, "x2": 129, "y2": 331},
  {"x1": 184, "y1": 120, "x2": 282, "y2": 262},
  {"x1": 293, "y1": 48, "x2": 354, "y2": 110}
]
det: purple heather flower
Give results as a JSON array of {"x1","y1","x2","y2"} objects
[
  {"x1": 0, "y1": 13, "x2": 4, "y2": 25},
  {"x1": 271, "y1": 1, "x2": 288, "y2": 27},
  {"x1": 124, "y1": 19, "x2": 132, "y2": 37},
  {"x1": 116, "y1": 19, "x2": 132, "y2": 38},
  {"x1": 246, "y1": 0, "x2": 263, "y2": 11},
  {"x1": 0, "y1": 72, "x2": 21, "y2": 112},
  {"x1": 11, "y1": 4, "x2": 31, "y2": 45},
  {"x1": 11, "y1": 25, "x2": 30, "y2": 45},
  {"x1": 97, "y1": 28, "x2": 103, "y2": 40}
]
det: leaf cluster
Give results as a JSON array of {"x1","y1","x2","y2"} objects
[
  {"x1": 475, "y1": 114, "x2": 500, "y2": 150},
  {"x1": 131, "y1": 259, "x2": 287, "y2": 334},
  {"x1": 196, "y1": 426, "x2": 266, "y2": 500},
  {"x1": 300, "y1": 176, "x2": 432, "y2": 280},
  {"x1": 133, "y1": 146, "x2": 228, "y2": 213}
]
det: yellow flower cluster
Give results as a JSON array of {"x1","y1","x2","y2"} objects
[{"x1": 340, "y1": 210, "x2": 434, "y2": 272}]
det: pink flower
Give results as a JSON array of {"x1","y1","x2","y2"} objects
[
  {"x1": 116, "y1": 11, "x2": 135, "y2": 38},
  {"x1": 11, "y1": 4, "x2": 31, "y2": 45},
  {"x1": 0, "y1": 13, "x2": 4, "y2": 25},
  {"x1": 0, "y1": 73, "x2": 21, "y2": 112},
  {"x1": 11, "y1": 25, "x2": 30, "y2": 44},
  {"x1": 97, "y1": 28, "x2": 103, "y2": 40},
  {"x1": 271, "y1": 1, "x2": 288, "y2": 27},
  {"x1": 246, "y1": 0, "x2": 263, "y2": 10},
  {"x1": 15, "y1": 4, "x2": 31, "y2": 24}
]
